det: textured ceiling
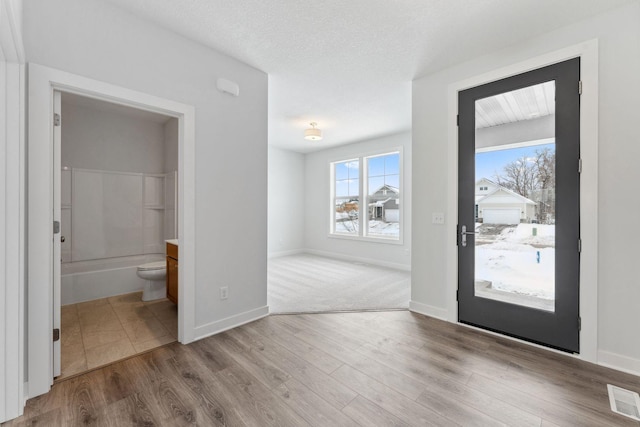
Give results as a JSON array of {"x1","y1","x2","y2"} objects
[{"x1": 102, "y1": 0, "x2": 632, "y2": 153}]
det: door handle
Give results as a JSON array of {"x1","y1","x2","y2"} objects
[
  {"x1": 61, "y1": 236, "x2": 66, "y2": 243},
  {"x1": 460, "y1": 225, "x2": 475, "y2": 247}
]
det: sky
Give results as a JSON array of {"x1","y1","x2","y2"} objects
[{"x1": 475, "y1": 142, "x2": 555, "y2": 182}]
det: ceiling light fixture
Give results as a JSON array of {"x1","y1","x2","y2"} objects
[{"x1": 304, "y1": 122, "x2": 322, "y2": 141}]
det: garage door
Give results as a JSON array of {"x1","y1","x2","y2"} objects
[{"x1": 483, "y1": 208, "x2": 520, "y2": 225}]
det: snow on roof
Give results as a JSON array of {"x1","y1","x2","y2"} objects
[
  {"x1": 477, "y1": 186, "x2": 537, "y2": 205},
  {"x1": 372, "y1": 184, "x2": 399, "y2": 194},
  {"x1": 476, "y1": 177, "x2": 498, "y2": 186}
]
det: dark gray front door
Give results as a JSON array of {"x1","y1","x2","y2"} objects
[{"x1": 457, "y1": 58, "x2": 581, "y2": 353}]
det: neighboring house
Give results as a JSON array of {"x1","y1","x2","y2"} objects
[
  {"x1": 475, "y1": 178, "x2": 536, "y2": 224},
  {"x1": 368, "y1": 184, "x2": 399, "y2": 223}
]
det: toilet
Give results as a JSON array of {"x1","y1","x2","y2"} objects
[{"x1": 137, "y1": 261, "x2": 167, "y2": 301}]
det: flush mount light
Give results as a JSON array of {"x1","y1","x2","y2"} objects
[{"x1": 304, "y1": 122, "x2": 323, "y2": 141}]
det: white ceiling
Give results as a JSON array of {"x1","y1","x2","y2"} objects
[
  {"x1": 476, "y1": 81, "x2": 555, "y2": 129},
  {"x1": 102, "y1": 0, "x2": 632, "y2": 153}
]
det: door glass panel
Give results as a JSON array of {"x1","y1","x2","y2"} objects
[{"x1": 474, "y1": 81, "x2": 556, "y2": 312}]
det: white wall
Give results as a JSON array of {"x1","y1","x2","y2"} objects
[
  {"x1": 164, "y1": 118, "x2": 179, "y2": 173},
  {"x1": 24, "y1": 0, "x2": 267, "y2": 336},
  {"x1": 268, "y1": 147, "x2": 305, "y2": 257},
  {"x1": 61, "y1": 99, "x2": 166, "y2": 174},
  {"x1": 304, "y1": 132, "x2": 411, "y2": 270},
  {"x1": 412, "y1": 2, "x2": 640, "y2": 370}
]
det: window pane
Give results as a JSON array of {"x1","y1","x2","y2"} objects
[
  {"x1": 335, "y1": 198, "x2": 359, "y2": 235},
  {"x1": 348, "y1": 179, "x2": 359, "y2": 197},
  {"x1": 368, "y1": 156, "x2": 385, "y2": 177},
  {"x1": 384, "y1": 153, "x2": 400, "y2": 175},
  {"x1": 335, "y1": 162, "x2": 349, "y2": 180},
  {"x1": 366, "y1": 152, "x2": 400, "y2": 239},
  {"x1": 368, "y1": 176, "x2": 384, "y2": 195},
  {"x1": 474, "y1": 80, "x2": 556, "y2": 312},
  {"x1": 385, "y1": 174, "x2": 399, "y2": 189},
  {"x1": 333, "y1": 159, "x2": 360, "y2": 236},
  {"x1": 336, "y1": 180, "x2": 349, "y2": 197}
]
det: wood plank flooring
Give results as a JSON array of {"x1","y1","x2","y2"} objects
[{"x1": 5, "y1": 311, "x2": 640, "y2": 426}]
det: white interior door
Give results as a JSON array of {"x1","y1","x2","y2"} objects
[{"x1": 53, "y1": 90, "x2": 62, "y2": 377}]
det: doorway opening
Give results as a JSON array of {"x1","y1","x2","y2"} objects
[
  {"x1": 28, "y1": 63, "x2": 196, "y2": 399},
  {"x1": 55, "y1": 92, "x2": 179, "y2": 379}
]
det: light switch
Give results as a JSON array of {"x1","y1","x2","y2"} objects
[{"x1": 432, "y1": 212, "x2": 445, "y2": 224}]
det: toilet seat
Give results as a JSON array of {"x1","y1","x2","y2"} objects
[{"x1": 137, "y1": 261, "x2": 166, "y2": 271}]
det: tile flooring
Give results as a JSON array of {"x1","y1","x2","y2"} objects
[{"x1": 60, "y1": 292, "x2": 177, "y2": 379}]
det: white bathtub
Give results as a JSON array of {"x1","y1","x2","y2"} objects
[{"x1": 61, "y1": 254, "x2": 164, "y2": 305}]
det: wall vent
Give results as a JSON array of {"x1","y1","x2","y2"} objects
[{"x1": 607, "y1": 384, "x2": 640, "y2": 421}]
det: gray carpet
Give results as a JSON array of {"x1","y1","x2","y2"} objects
[{"x1": 268, "y1": 253, "x2": 410, "y2": 313}]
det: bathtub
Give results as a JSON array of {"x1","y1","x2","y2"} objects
[{"x1": 61, "y1": 254, "x2": 164, "y2": 305}]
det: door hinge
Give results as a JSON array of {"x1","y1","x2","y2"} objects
[
  {"x1": 578, "y1": 239, "x2": 582, "y2": 253},
  {"x1": 53, "y1": 328, "x2": 60, "y2": 342},
  {"x1": 578, "y1": 80, "x2": 583, "y2": 95},
  {"x1": 54, "y1": 113, "x2": 61, "y2": 127},
  {"x1": 578, "y1": 158, "x2": 582, "y2": 174},
  {"x1": 456, "y1": 114, "x2": 459, "y2": 126},
  {"x1": 578, "y1": 317, "x2": 582, "y2": 331},
  {"x1": 53, "y1": 220, "x2": 60, "y2": 234},
  {"x1": 456, "y1": 290, "x2": 459, "y2": 301}
]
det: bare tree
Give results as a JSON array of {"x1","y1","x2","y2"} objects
[
  {"x1": 494, "y1": 155, "x2": 537, "y2": 198},
  {"x1": 494, "y1": 147, "x2": 556, "y2": 223},
  {"x1": 533, "y1": 147, "x2": 556, "y2": 222}
]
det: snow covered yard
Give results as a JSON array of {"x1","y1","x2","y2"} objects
[
  {"x1": 475, "y1": 223, "x2": 555, "y2": 300},
  {"x1": 334, "y1": 218, "x2": 399, "y2": 236}
]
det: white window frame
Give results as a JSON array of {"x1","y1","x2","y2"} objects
[{"x1": 329, "y1": 148, "x2": 403, "y2": 244}]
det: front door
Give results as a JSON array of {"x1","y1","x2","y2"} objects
[{"x1": 457, "y1": 58, "x2": 580, "y2": 353}]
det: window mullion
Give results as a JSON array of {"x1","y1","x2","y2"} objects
[{"x1": 360, "y1": 156, "x2": 366, "y2": 237}]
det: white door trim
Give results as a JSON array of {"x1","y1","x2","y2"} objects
[
  {"x1": 0, "y1": 0, "x2": 26, "y2": 422},
  {"x1": 27, "y1": 63, "x2": 197, "y2": 399},
  {"x1": 446, "y1": 39, "x2": 599, "y2": 362}
]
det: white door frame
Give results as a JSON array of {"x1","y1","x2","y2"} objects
[
  {"x1": 28, "y1": 63, "x2": 197, "y2": 399},
  {"x1": 446, "y1": 40, "x2": 599, "y2": 362},
  {"x1": 0, "y1": 0, "x2": 26, "y2": 422}
]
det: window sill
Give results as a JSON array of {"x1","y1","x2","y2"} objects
[{"x1": 328, "y1": 233, "x2": 404, "y2": 245}]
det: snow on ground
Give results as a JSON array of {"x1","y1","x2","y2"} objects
[
  {"x1": 475, "y1": 223, "x2": 555, "y2": 299},
  {"x1": 335, "y1": 220, "x2": 399, "y2": 236}
]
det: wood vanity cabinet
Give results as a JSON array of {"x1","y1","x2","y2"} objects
[{"x1": 166, "y1": 242, "x2": 178, "y2": 304}]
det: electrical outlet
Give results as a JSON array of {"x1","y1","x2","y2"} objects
[
  {"x1": 220, "y1": 286, "x2": 229, "y2": 300},
  {"x1": 432, "y1": 212, "x2": 445, "y2": 224}
]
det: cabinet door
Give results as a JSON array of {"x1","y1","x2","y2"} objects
[{"x1": 167, "y1": 257, "x2": 178, "y2": 304}]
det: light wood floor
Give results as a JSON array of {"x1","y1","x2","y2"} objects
[
  {"x1": 6, "y1": 311, "x2": 640, "y2": 426},
  {"x1": 60, "y1": 292, "x2": 177, "y2": 379}
]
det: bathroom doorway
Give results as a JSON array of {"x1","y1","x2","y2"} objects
[
  {"x1": 28, "y1": 64, "x2": 196, "y2": 397},
  {"x1": 53, "y1": 91, "x2": 180, "y2": 379}
]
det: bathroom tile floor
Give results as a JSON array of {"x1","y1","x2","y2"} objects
[{"x1": 59, "y1": 291, "x2": 177, "y2": 380}]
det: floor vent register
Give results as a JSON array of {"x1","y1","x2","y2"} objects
[{"x1": 608, "y1": 384, "x2": 640, "y2": 421}]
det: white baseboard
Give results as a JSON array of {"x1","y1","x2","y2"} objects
[
  {"x1": 193, "y1": 305, "x2": 269, "y2": 341},
  {"x1": 268, "y1": 249, "x2": 305, "y2": 259},
  {"x1": 598, "y1": 350, "x2": 640, "y2": 377},
  {"x1": 409, "y1": 300, "x2": 448, "y2": 321},
  {"x1": 304, "y1": 249, "x2": 411, "y2": 272}
]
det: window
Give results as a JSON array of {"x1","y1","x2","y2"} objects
[{"x1": 331, "y1": 151, "x2": 401, "y2": 241}]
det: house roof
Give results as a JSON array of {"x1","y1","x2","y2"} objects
[
  {"x1": 372, "y1": 184, "x2": 399, "y2": 194},
  {"x1": 476, "y1": 178, "x2": 498, "y2": 187},
  {"x1": 477, "y1": 186, "x2": 536, "y2": 205}
]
